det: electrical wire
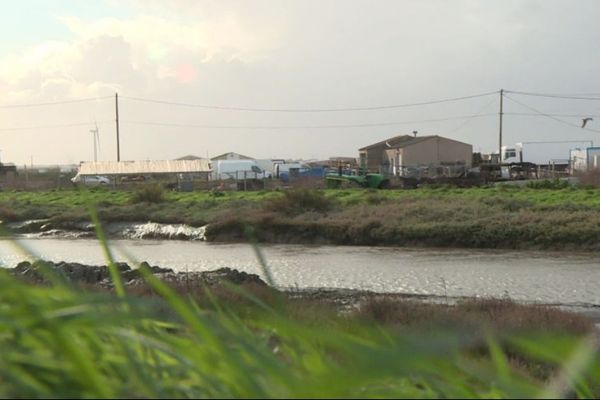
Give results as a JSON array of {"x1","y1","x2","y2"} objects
[
  {"x1": 505, "y1": 90, "x2": 600, "y2": 101},
  {"x1": 503, "y1": 95, "x2": 600, "y2": 133},
  {"x1": 0, "y1": 121, "x2": 113, "y2": 132},
  {"x1": 450, "y1": 97, "x2": 498, "y2": 133},
  {"x1": 120, "y1": 91, "x2": 499, "y2": 112},
  {"x1": 0, "y1": 96, "x2": 113, "y2": 109},
  {"x1": 121, "y1": 113, "x2": 496, "y2": 130},
  {"x1": 506, "y1": 112, "x2": 600, "y2": 118}
]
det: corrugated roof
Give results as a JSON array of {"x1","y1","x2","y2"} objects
[
  {"x1": 359, "y1": 135, "x2": 437, "y2": 151},
  {"x1": 78, "y1": 160, "x2": 211, "y2": 175}
]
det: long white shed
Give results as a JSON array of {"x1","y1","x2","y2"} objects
[{"x1": 74, "y1": 159, "x2": 212, "y2": 178}]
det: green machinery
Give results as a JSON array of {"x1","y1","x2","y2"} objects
[{"x1": 325, "y1": 172, "x2": 390, "y2": 189}]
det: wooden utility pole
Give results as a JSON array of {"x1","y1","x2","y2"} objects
[
  {"x1": 115, "y1": 92, "x2": 121, "y2": 161},
  {"x1": 498, "y1": 89, "x2": 504, "y2": 163}
]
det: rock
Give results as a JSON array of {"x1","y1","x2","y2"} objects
[
  {"x1": 14, "y1": 261, "x2": 35, "y2": 279},
  {"x1": 195, "y1": 267, "x2": 266, "y2": 286},
  {"x1": 8, "y1": 261, "x2": 265, "y2": 288},
  {"x1": 121, "y1": 263, "x2": 175, "y2": 281},
  {"x1": 6, "y1": 219, "x2": 51, "y2": 234},
  {"x1": 11, "y1": 260, "x2": 129, "y2": 285}
]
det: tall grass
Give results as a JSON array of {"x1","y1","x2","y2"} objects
[
  {"x1": 3, "y1": 262, "x2": 600, "y2": 398},
  {"x1": 0, "y1": 212, "x2": 599, "y2": 397},
  {"x1": 0, "y1": 188, "x2": 599, "y2": 397}
]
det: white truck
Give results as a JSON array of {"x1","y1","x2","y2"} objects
[{"x1": 502, "y1": 140, "x2": 593, "y2": 166}]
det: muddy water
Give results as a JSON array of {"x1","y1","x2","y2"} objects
[{"x1": 2, "y1": 238, "x2": 600, "y2": 307}]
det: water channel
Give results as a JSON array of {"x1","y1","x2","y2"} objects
[{"x1": 2, "y1": 238, "x2": 600, "y2": 307}]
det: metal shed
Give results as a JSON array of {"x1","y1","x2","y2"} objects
[{"x1": 77, "y1": 160, "x2": 211, "y2": 176}]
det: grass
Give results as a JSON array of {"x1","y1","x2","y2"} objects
[
  {"x1": 4, "y1": 186, "x2": 600, "y2": 249},
  {"x1": 1, "y1": 239, "x2": 600, "y2": 398},
  {"x1": 0, "y1": 195, "x2": 600, "y2": 397}
]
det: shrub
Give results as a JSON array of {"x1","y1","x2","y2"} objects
[
  {"x1": 0, "y1": 203, "x2": 17, "y2": 221},
  {"x1": 130, "y1": 184, "x2": 166, "y2": 204},
  {"x1": 265, "y1": 189, "x2": 336, "y2": 216}
]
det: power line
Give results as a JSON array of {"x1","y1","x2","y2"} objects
[
  {"x1": 0, "y1": 121, "x2": 112, "y2": 132},
  {"x1": 503, "y1": 95, "x2": 600, "y2": 133},
  {"x1": 506, "y1": 112, "x2": 600, "y2": 118},
  {"x1": 4, "y1": 89, "x2": 600, "y2": 133},
  {"x1": 121, "y1": 114, "x2": 496, "y2": 130},
  {"x1": 1, "y1": 89, "x2": 598, "y2": 112},
  {"x1": 450, "y1": 97, "x2": 498, "y2": 133},
  {"x1": 505, "y1": 90, "x2": 600, "y2": 101},
  {"x1": 0, "y1": 96, "x2": 113, "y2": 109},
  {"x1": 120, "y1": 91, "x2": 498, "y2": 112}
]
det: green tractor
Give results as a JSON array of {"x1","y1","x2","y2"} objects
[{"x1": 325, "y1": 172, "x2": 390, "y2": 189}]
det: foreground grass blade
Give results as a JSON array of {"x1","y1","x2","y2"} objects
[{"x1": 86, "y1": 198, "x2": 125, "y2": 298}]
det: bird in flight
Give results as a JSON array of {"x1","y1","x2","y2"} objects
[{"x1": 582, "y1": 117, "x2": 593, "y2": 128}]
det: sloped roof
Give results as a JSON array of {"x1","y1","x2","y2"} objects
[
  {"x1": 175, "y1": 155, "x2": 205, "y2": 160},
  {"x1": 78, "y1": 160, "x2": 211, "y2": 176},
  {"x1": 210, "y1": 152, "x2": 254, "y2": 161},
  {"x1": 359, "y1": 135, "x2": 437, "y2": 151}
]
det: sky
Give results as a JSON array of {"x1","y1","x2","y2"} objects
[{"x1": 1, "y1": 0, "x2": 600, "y2": 165}]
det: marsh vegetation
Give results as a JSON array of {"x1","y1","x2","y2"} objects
[{"x1": 2, "y1": 184, "x2": 600, "y2": 250}]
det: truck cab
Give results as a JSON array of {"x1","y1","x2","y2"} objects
[{"x1": 502, "y1": 147, "x2": 520, "y2": 163}]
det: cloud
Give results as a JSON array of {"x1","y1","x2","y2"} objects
[
  {"x1": 1, "y1": 0, "x2": 600, "y2": 165},
  {"x1": 0, "y1": 8, "x2": 278, "y2": 102},
  {"x1": 0, "y1": 4, "x2": 283, "y2": 164}
]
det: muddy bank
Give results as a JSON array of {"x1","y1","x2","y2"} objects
[
  {"x1": 11, "y1": 260, "x2": 261, "y2": 288},
  {"x1": 8, "y1": 260, "x2": 600, "y2": 326},
  {"x1": 6, "y1": 185, "x2": 600, "y2": 251},
  {"x1": 4, "y1": 220, "x2": 207, "y2": 241},
  {"x1": 204, "y1": 215, "x2": 600, "y2": 251},
  {"x1": 8, "y1": 215, "x2": 600, "y2": 253}
]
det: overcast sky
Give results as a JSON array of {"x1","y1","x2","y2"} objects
[{"x1": 1, "y1": 0, "x2": 600, "y2": 165}]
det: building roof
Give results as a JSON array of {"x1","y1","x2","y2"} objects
[
  {"x1": 78, "y1": 160, "x2": 211, "y2": 176},
  {"x1": 359, "y1": 135, "x2": 438, "y2": 151},
  {"x1": 210, "y1": 152, "x2": 254, "y2": 161},
  {"x1": 175, "y1": 155, "x2": 205, "y2": 161}
]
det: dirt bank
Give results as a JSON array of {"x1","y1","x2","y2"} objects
[{"x1": 7, "y1": 260, "x2": 598, "y2": 331}]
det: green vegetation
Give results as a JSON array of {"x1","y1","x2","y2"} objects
[
  {"x1": 2, "y1": 185, "x2": 600, "y2": 249},
  {"x1": 265, "y1": 188, "x2": 336, "y2": 216},
  {"x1": 2, "y1": 247, "x2": 599, "y2": 397},
  {"x1": 0, "y1": 200, "x2": 599, "y2": 397},
  {"x1": 130, "y1": 183, "x2": 167, "y2": 204}
]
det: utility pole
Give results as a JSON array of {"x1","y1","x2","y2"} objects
[
  {"x1": 115, "y1": 92, "x2": 121, "y2": 162},
  {"x1": 498, "y1": 89, "x2": 504, "y2": 164}
]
